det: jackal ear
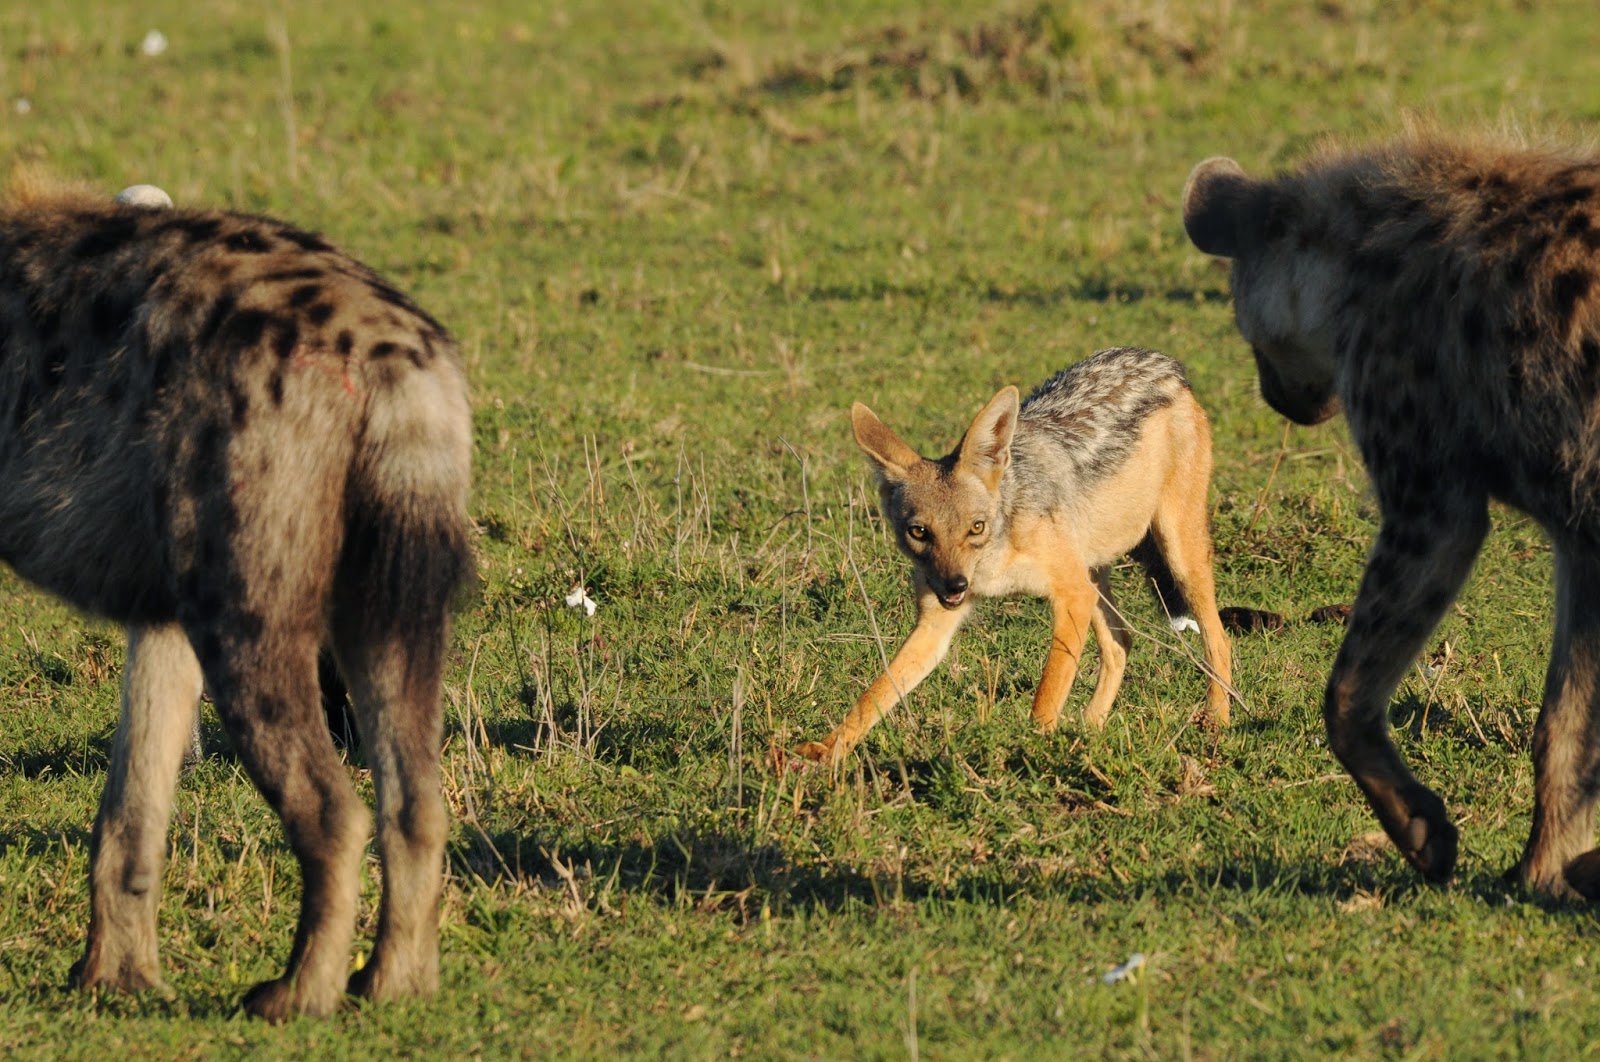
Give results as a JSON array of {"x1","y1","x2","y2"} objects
[
  {"x1": 1183, "y1": 156, "x2": 1267, "y2": 259},
  {"x1": 851, "y1": 401, "x2": 922, "y2": 481},
  {"x1": 958, "y1": 386, "x2": 1020, "y2": 488}
]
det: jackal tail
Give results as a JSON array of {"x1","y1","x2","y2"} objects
[{"x1": 1128, "y1": 533, "x2": 1193, "y2": 625}]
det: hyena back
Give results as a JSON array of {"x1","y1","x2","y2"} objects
[
  {"x1": 0, "y1": 180, "x2": 472, "y2": 1018},
  {"x1": 1184, "y1": 131, "x2": 1600, "y2": 899}
]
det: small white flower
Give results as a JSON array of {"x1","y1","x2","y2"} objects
[
  {"x1": 1168, "y1": 615, "x2": 1200, "y2": 634},
  {"x1": 564, "y1": 585, "x2": 597, "y2": 617},
  {"x1": 14, "y1": 98, "x2": 30, "y2": 115},
  {"x1": 140, "y1": 30, "x2": 169, "y2": 56},
  {"x1": 1102, "y1": 952, "x2": 1145, "y2": 985}
]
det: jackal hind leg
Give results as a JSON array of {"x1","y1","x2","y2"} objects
[
  {"x1": 1149, "y1": 459, "x2": 1234, "y2": 726},
  {"x1": 333, "y1": 616, "x2": 448, "y2": 1001},
  {"x1": 1325, "y1": 503, "x2": 1488, "y2": 885},
  {"x1": 1083, "y1": 568, "x2": 1131, "y2": 730},
  {"x1": 193, "y1": 619, "x2": 370, "y2": 1021},
  {"x1": 1513, "y1": 546, "x2": 1600, "y2": 900},
  {"x1": 74, "y1": 624, "x2": 203, "y2": 995},
  {"x1": 796, "y1": 586, "x2": 970, "y2": 765},
  {"x1": 1032, "y1": 566, "x2": 1098, "y2": 732}
]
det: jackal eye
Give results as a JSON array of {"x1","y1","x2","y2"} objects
[
  {"x1": 970, "y1": 520, "x2": 986, "y2": 537},
  {"x1": 907, "y1": 524, "x2": 928, "y2": 541}
]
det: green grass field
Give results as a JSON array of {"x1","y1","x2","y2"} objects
[{"x1": 3, "y1": 0, "x2": 1600, "y2": 1055}]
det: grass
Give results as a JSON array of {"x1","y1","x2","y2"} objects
[{"x1": 3, "y1": 0, "x2": 1600, "y2": 1055}]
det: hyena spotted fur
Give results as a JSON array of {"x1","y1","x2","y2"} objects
[
  {"x1": 1183, "y1": 131, "x2": 1600, "y2": 899},
  {"x1": 0, "y1": 176, "x2": 472, "y2": 1018}
]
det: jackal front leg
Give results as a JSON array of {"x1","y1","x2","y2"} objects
[
  {"x1": 798, "y1": 586, "x2": 969, "y2": 766},
  {"x1": 1032, "y1": 571, "x2": 1099, "y2": 731}
]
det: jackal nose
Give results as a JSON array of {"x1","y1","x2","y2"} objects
[{"x1": 947, "y1": 575, "x2": 968, "y2": 596}]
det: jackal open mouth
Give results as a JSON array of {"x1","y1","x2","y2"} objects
[{"x1": 938, "y1": 590, "x2": 967, "y2": 608}]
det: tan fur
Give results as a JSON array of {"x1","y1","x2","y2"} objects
[{"x1": 797, "y1": 350, "x2": 1233, "y2": 765}]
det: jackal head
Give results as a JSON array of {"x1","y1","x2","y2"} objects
[
  {"x1": 851, "y1": 387, "x2": 1020, "y2": 610},
  {"x1": 1182, "y1": 156, "x2": 1343, "y2": 426}
]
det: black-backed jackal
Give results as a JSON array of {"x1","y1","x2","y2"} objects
[
  {"x1": 0, "y1": 176, "x2": 472, "y2": 1019},
  {"x1": 797, "y1": 347, "x2": 1233, "y2": 764}
]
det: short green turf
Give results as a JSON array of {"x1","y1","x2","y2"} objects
[{"x1": 2, "y1": 0, "x2": 1598, "y2": 1056}]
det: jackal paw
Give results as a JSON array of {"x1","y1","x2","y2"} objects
[
  {"x1": 794, "y1": 738, "x2": 838, "y2": 763},
  {"x1": 1389, "y1": 790, "x2": 1458, "y2": 884}
]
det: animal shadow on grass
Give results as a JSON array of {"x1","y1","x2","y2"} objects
[{"x1": 2, "y1": 732, "x2": 114, "y2": 779}]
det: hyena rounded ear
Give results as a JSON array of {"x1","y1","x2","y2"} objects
[
  {"x1": 960, "y1": 386, "x2": 1020, "y2": 485},
  {"x1": 851, "y1": 401, "x2": 921, "y2": 479},
  {"x1": 1182, "y1": 157, "x2": 1261, "y2": 259}
]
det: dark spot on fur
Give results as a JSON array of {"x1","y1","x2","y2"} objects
[
  {"x1": 262, "y1": 267, "x2": 324, "y2": 282},
  {"x1": 336, "y1": 329, "x2": 354, "y2": 356},
  {"x1": 235, "y1": 611, "x2": 266, "y2": 642},
  {"x1": 1552, "y1": 269, "x2": 1594, "y2": 330},
  {"x1": 269, "y1": 367, "x2": 285, "y2": 406},
  {"x1": 370, "y1": 341, "x2": 398, "y2": 359},
  {"x1": 1582, "y1": 336, "x2": 1600, "y2": 378},
  {"x1": 289, "y1": 284, "x2": 322, "y2": 307},
  {"x1": 197, "y1": 292, "x2": 239, "y2": 348},
  {"x1": 228, "y1": 384, "x2": 250, "y2": 428},
  {"x1": 166, "y1": 216, "x2": 222, "y2": 243},
  {"x1": 225, "y1": 229, "x2": 275, "y2": 254},
  {"x1": 89, "y1": 292, "x2": 132, "y2": 342},
  {"x1": 307, "y1": 302, "x2": 334, "y2": 326},
  {"x1": 73, "y1": 215, "x2": 140, "y2": 259},
  {"x1": 272, "y1": 320, "x2": 300, "y2": 359},
  {"x1": 279, "y1": 227, "x2": 332, "y2": 253},
  {"x1": 220, "y1": 308, "x2": 272, "y2": 350},
  {"x1": 187, "y1": 420, "x2": 226, "y2": 498}
]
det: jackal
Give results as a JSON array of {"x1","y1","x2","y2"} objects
[
  {"x1": 797, "y1": 347, "x2": 1234, "y2": 764},
  {"x1": 1183, "y1": 132, "x2": 1600, "y2": 899},
  {"x1": 0, "y1": 177, "x2": 472, "y2": 1019}
]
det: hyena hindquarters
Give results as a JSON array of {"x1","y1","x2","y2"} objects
[
  {"x1": 797, "y1": 347, "x2": 1234, "y2": 765},
  {"x1": 1183, "y1": 133, "x2": 1600, "y2": 899},
  {"x1": 0, "y1": 184, "x2": 472, "y2": 1019}
]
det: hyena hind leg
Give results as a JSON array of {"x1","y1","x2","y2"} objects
[
  {"x1": 1083, "y1": 568, "x2": 1132, "y2": 730},
  {"x1": 75, "y1": 624, "x2": 203, "y2": 995},
  {"x1": 197, "y1": 622, "x2": 371, "y2": 1022},
  {"x1": 1515, "y1": 547, "x2": 1600, "y2": 900},
  {"x1": 332, "y1": 615, "x2": 449, "y2": 1003}
]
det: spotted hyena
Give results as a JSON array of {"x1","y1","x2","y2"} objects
[
  {"x1": 1182, "y1": 131, "x2": 1600, "y2": 899},
  {"x1": 0, "y1": 175, "x2": 473, "y2": 1018}
]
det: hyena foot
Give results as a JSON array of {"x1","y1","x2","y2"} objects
[
  {"x1": 1504, "y1": 849, "x2": 1597, "y2": 901},
  {"x1": 1379, "y1": 783, "x2": 1458, "y2": 884},
  {"x1": 347, "y1": 949, "x2": 439, "y2": 1002},
  {"x1": 70, "y1": 943, "x2": 163, "y2": 996},
  {"x1": 1563, "y1": 849, "x2": 1600, "y2": 900},
  {"x1": 242, "y1": 973, "x2": 344, "y2": 1023}
]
